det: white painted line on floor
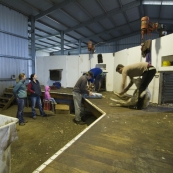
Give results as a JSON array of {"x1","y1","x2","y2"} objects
[{"x1": 33, "y1": 99, "x2": 106, "y2": 173}]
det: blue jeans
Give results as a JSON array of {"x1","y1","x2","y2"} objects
[
  {"x1": 73, "y1": 92, "x2": 83, "y2": 121},
  {"x1": 31, "y1": 96, "x2": 45, "y2": 117},
  {"x1": 49, "y1": 98, "x2": 57, "y2": 104},
  {"x1": 16, "y1": 98, "x2": 25, "y2": 124},
  {"x1": 94, "y1": 74, "x2": 102, "y2": 91}
]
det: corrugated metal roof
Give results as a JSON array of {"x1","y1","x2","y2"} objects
[
  {"x1": 62, "y1": 3, "x2": 90, "y2": 22},
  {"x1": 112, "y1": 13, "x2": 127, "y2": 26},
  {"x1": 126, "y1": 7, "x2": 139, "y2": 22},
  {"x1": 99, "y1": 18, "x2": 115, "y2": 30},
  {"x1": 87, "y1": 23, "x2": 104, "y2": 33},
  {"x1": 79, "y1": 0, "x2": 104, "y2": 17},
  {"x1": 0, "y1": 0, "x2": 173, "y2": 54},
  {"x1": 121, "y1": 0, "x2": 136, "y2": 5},
  {"x1": 99, "y1": 0, "x2": 119, "y2": 11}
]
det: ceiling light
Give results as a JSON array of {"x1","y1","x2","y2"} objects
[{"x1": 142, "y1": 0, "x2": 173, "y2": 5}]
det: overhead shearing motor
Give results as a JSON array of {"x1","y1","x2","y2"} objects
[
  {"x1": 87, "y1": 41, "x2": 95, "y2": 53},
  {"x1": 141, "y1": 16, "x2": 158, "y2": 40},
  {"x1": 141, "y1": 16, "x2": 167, "y2": 42}
]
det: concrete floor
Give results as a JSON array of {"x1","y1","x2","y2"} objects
[
  {"x1": 38, "y1": 91, "x2": 173, "y2": 173},
  {"x1": 1, "y1": 90, "x2": 173, "y2": 173}
]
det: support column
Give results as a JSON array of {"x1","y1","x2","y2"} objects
[
  {"x1": 78, "y1": 39, "x2": 81, "y2": 54},
  {"x1": 61, "y1": 31, "x2": 64, "y2": 55},
  {"x1": 31, "y1": 16, "x2": 36, "y2": 73}
]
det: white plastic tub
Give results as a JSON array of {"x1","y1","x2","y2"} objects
[{"x1": 0, "y1": 114, "x2": 18, "y2": 173}]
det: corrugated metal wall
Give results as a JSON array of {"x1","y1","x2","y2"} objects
[
  {"x1": 53, "y1": 33, "x2": 159, "y2": 55},
  {"x1": 0, "y1": 4, "x2": 29, "y2": 95},
  {"x1": 116, "y1": 33, "x2": 159, "y2": 51},
  {"x1": 161, "y1": 72, "x2": 173, "y2": 103}
]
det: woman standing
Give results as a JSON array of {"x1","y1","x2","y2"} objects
[
  {"x1": 27, "y1": 73, "x2": 46, "y2": 119},
  {"x1": 13, "y1": 73, "x2": 27, "y2": 126}
]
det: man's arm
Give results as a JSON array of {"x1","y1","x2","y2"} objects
[
  {"x1": 122, "y1": 80, "x2": 133, "y2": 94},
  {"x1": 119, "y1": 76, "x2": 133, "y2": 95},
  {"x1": 81, "y1": 80, "x2": 92, "y2": 95}
]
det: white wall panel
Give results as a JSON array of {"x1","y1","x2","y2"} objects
[
  {"x1": 66, "y1": 56, "x2": 79, "y2": 87},
  {"x1": 90, "y1": 53, "x2": 115, "y2": 91},
  {"x1": 36, "y1": 54, "x2": 114, "y2": 91},
  {"x1": 152, "y1": 33, "x2": 173, "y2": 71},
  {"x1": 113, "y1": 49, "x2": 128, "y2": 93},
  {"x1": 150, "y1": 33, "x2": 173, "y2": 103},
  {"x1": 36, "y1": 56, "x2": 67, "y2": 87},
  {"x1": 78, "y1": 54, "x2": 90, "y2": 76}
]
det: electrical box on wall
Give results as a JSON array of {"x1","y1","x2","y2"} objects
[
  {"x1": 49, "y1": 69, "x2": 63, "y2": 81},
  {"x1": 95, "y1": 64, "x2": 106, "y2": 70}
]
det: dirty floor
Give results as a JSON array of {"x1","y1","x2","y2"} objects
[
  {"x1": 1, "y1": 90, "x2": 173, "y2": 173},
  {"x1": 40, "y1": 91, "x2": 173, "y2": 173},
  {"x1": 0, "y1": 105, "x2": 90, "y2": 173}
]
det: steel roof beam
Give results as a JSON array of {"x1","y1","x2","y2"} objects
[
  {"x1": 35, "y1": 0, "x2": 76, "y2": 20},
  {"x1": 117, "y1": 0, "x2": 133, "y2": 32},
  {"x1": 33, "y1": 1, "x2": 140, "y2": 41},
  {"x1": 151, "y1": 19, "x2": 173, "y2": 25},
  {"x1": 51, "y1": 32, "x2": 142, "y2": 55},
  {"x1": 40, "y1": 16, "x2": 173, "y2": 52},
  {"x1": 47, "y1": 20, "x2": 140, "y2": 51},
  {"x1": 35, "y1": 33, "x2": 60, "y2": 41},
  {"x1": 158, "y1": 0, "x2": 163, "y2": 23},
  {"x1": 64, "y1": 1, "x2": 140, "y2": 33},
  {"x1": 69, "y1": 18, "x2": 173, "y2": 43},
  {"x1": 81, "y1": 20, "x2": 140, "y2": 42},
  {"x1": 139, "y1": 0, "x2": 145, "y2": 18},
  {"x1": 36, "y1": 42, "x2": 78, "y2": 51},
  {"x1": 75, "y1": 1, "x2": 106, "y2": 41}
]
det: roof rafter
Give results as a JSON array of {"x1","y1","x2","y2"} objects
[
  {"x1": 65, "y1": 1, "x2": 140, "y2": 33},
  {"x1": 35, "y1": 1, "x2": 140, "y2": 41},
  {"x1": 35, "y1": 0, "x2": 76, "y2": 20}
]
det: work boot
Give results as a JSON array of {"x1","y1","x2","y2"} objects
[
  {"x1": 33, "y1": 116, "x2": 36, "y2": 119},
  {"x1": 73, "y1": 119, "x2": 86, "y2": 125}
]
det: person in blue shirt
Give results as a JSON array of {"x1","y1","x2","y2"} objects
[{"x1": 89, "y1": 68, "x2": 103, "y2": 92}]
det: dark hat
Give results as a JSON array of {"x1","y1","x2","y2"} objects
[{"x1": 88, "y1": 71, "x2": 94, "y2": 78}]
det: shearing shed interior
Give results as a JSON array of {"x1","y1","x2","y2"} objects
[{"x1": 0, "y1": 0, "x2": 173, "y2": 173}]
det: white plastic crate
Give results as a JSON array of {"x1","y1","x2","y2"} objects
[{"x1": 0, "y1": 114, "x2": 18, "y2": 173}]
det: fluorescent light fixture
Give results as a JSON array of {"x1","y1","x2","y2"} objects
[{"x1": 142, "y1": 0, "x2": 173, "y2": 5}]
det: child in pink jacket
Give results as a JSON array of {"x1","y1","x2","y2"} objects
[{"x1": 44, "y1": 86, "x2": 57, "y2": 104}]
